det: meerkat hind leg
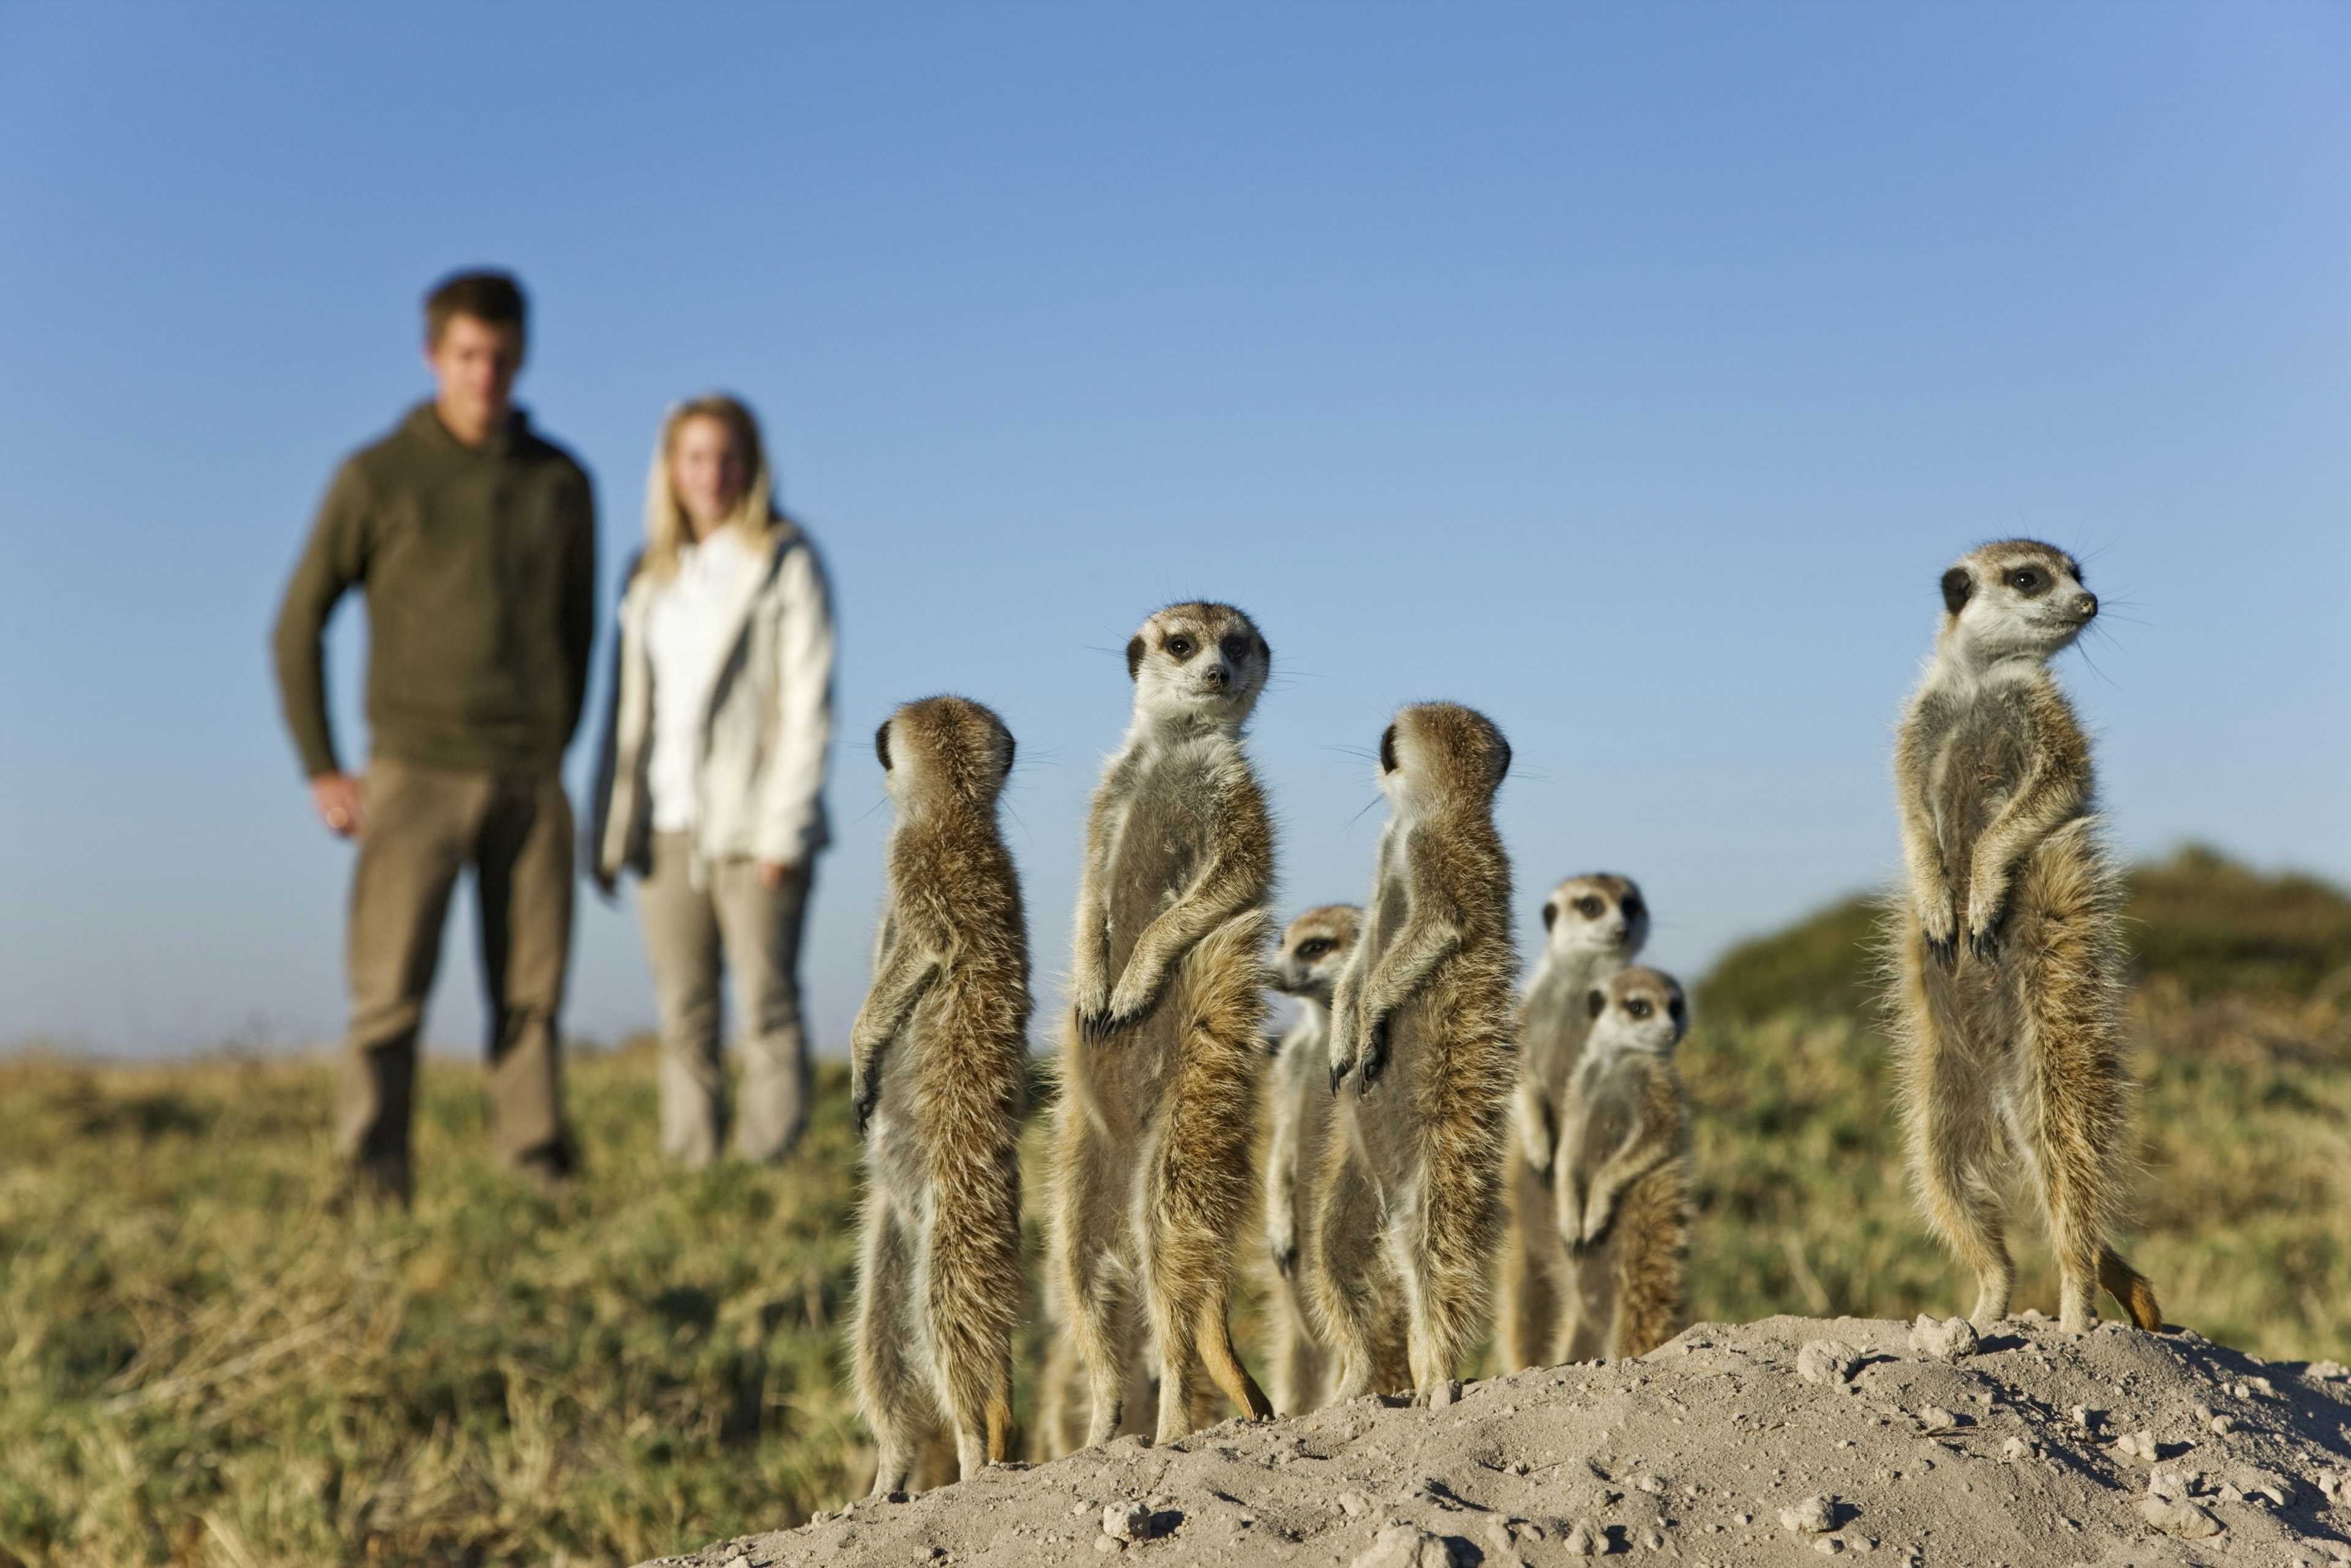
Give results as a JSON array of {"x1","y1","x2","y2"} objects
[
  {"x1": 853, "y1": 1203, "x2": 925, "y2": 1497},
  {"x1": 1905, "y1": 968, "x2": 2016, "y2": 1329},
  {"x1": 1309, "y1": 1141, "x2": 1393, "y2": 1401},
  {"x1": 1056, "y1": 1115, "x2": 1142, "y2": 1448}
]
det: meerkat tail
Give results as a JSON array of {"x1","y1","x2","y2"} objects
[
  {"x1": 1196, "y1": 1297, "x2": 1275, "y2": 1420},
  {"x1": 2098, "y1": 1247, "x2": 2163, "y2": 1331}
]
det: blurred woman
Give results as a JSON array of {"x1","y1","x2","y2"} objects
[{"x1": 591, "y1": 396, "x2": 836, "y2": 1166}]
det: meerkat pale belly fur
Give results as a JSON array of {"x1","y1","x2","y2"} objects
[
  {"x1": 1498, "y1": 874, "x2": 1649, "y2": 1371},
  {"x1": 849, "y1": 697, "x2": 1032, "y2": 1495},
  {"x1": 1555, "y1": 967, "x2": 1691, "y2": 1360},
  {"x1": 1889, "y1": 539, "x2": 2162, "y2": 1335},
  {"x1": 1051, "y1": 602, "x2": 1278, "y2": 1447},
  {"x1": 1260, "y1": 904, "x2": 1362, "y2": 1416},
  {"x1": 1311, "y1": 703, "x2": 1518, "y2": 1404}
]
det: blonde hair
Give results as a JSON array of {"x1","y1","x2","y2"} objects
[{"x1": 642, "y1": 394, "x2": 789, "y2": 580}]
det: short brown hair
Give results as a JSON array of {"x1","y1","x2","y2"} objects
[{"x1": 424, "y1": 270, "x2": 527, "y2": 346}]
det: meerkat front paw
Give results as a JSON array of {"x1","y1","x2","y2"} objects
[
  {"x1": 1269, "y1": 1223, "x2": 1298, "y2": 1278},
  {"x1": 1354, "y1": 1015, "x2": 1393, "y2": 1093},
  {"x1": 1918, "y1": 891, "x2": 1960, "y2": 970},
  {"x1": 1963, "y1": 879, "x2": 2011, "y2": 962},
  {"x1": 850, "y1": 1071, "x2": 879, "y2": 1138}
]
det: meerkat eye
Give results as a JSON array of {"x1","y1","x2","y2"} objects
[
  {"x1": 1220, "y1": 632, "x2": 1253, "y2": 664},
  {"x1": 1296, "y1": 938, "x2": 1332, "y2": 960},
  {"x1": 1575, "y1": 896, "x2": 1603, "y2": 919},
  {"x1": 2009, "y1": 567, "x2": 2045, "y2": 595},
  {"x1": 1627, "y1": 998, "x2": 1652, "y2": 1019},
  {"x1": 1166, "y1": 634, "x2": 1196, "y2": 660}
]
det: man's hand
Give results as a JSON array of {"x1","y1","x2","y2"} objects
[
  {"x1": 756, "y1": 860, "x2": 792, "y2": 890},
  {"x1": 310, "y1": 773, "x2": 364, "y2": 839}
]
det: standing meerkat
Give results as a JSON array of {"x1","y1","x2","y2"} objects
[
  {"x1": 849, "y1": 696, "x2": 1030, "y2": 1494},
  {"x1": 1497, "y1": 874, "x2": 1650, "y2": 1371},
  {"x1": 1890, "y1": 539, "x2": 2162, "y2": 1335},
  {"x1": 1260, "y1": 904, "x2": 1362, "y2": 1416},
  {"x1": 1554, "y1": 966, "x2": 1692, "y2": 1360},
  {"x1": 1313, "y1": 702, "x2": 1518, "y2": 1404},
  {"x1": 1051, "y1": 601, "x2": 1278, "y2": 1447}
]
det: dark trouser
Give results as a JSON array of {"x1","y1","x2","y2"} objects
[
  {"x1": 634, "y1": 831, "x2": 815, "y2": 1167},
  {"x1": 336, "y1": 758, "x2": 576, "y2": 1200}
]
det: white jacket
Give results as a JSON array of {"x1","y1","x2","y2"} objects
[{"x1": 591, "y1": 523, "x2": 835, "y2": 877}]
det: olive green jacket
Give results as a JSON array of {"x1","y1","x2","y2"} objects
[{"x1": 272, "y1": 402, "x2": 598, "y2": 778}]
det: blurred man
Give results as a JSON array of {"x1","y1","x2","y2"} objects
[{"x1": 272, "y1": 271, "x2": 597, "y2": 1204}]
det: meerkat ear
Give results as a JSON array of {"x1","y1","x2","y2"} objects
[
  {"x1": 1126, "y1": 634, "x2": 1146, "y2": 680},
  {"x1": 998, "y1": 730, "x2": 1017, "y2": 779},
  {"x1": 875, "y1": 719, "x2": 893, "y2": 772},
  {"x1": 1493, "y1": 734, "x2": 1512, "y2": 784},
  {"x1": 1378, "y1": 722, "x2": 1399, "y2": 774},
  {"x1": 1586, "y1": 987, "x2": 1607, "y2": 1020},
  {"x1": 1941, "y1": 566, "x2": 1972, "y2": 615},
  {"x1": 1542, "y1": 902, "x2": 1559, "y2": 931}
]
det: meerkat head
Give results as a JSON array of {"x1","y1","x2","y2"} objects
[
  {"x1": 1584, "y1": 966, "x2": 1687, "y2": 1056},
  {"x1": 1270, "y1": 904, "x2": 1362, "y2": 1007},
  {"x1": 1541, "y1": 873, "x2": 1649, "y2": 964},
  {"x1": 1936, "y1": 540, "x2": 2098, "y2": 670},
  {"x1": 1125, "y1": 601, "x2": 1271, "y2": 733},
  {"x1": 1378, "y1": 702, "x2": 1511, "y2": 817},
  {"x1": 875, "y1": 695, "x2": 1016, "y2": 819}
]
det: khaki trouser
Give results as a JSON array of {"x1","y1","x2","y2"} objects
[
  {"x1": 337, "y1": 759, "x2": 576, "y2": 1199},
  {"x1": 635, "y1": 831, "x2": 814, "y2": 1167}
]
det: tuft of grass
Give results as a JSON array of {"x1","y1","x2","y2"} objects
[{"x1": 0, "y1": 1043, "x2": 869, "y2": 1568}]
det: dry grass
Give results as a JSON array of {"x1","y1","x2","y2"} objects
[{"x1": 3, "y1": 850, "x2": 2344, "y2": 1566}]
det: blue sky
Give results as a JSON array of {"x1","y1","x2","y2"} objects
[{"x1": 2, "y1": 2, "x2": 2345, "y2": 1056}]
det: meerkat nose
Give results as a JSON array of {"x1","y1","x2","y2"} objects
[{"x1": 2075, "y1": 592, "x2": 2098, "y2": 618}]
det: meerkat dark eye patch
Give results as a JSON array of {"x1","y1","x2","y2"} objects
[
  {"x1": 1668, "y1": 996, "x2": 1685, "y2": 1025},
  {"x1": 1941, "y1": 566, "x2": 1972, "y2": 615},
  {"x1": 1542, "y1": 903, "x2": 1558, "y2": 930},
  {"x1": 874, "y1": 721, "x2": 893, "y2": 772},
  {"x1": 1379, "y1": 723, "x2": 1398, "y2": 774},
  {"x1": 1220, "y1": 632, "x2": 1253, "y2": 666},
  {"x1": 1586, "y1": 988, "x2": 1607, "y2": 1019},
  {"x1": 1125, "y1": 634, "x2": 1146, "y2": 680},
  {"x1": 1575, "y1": 896, "x2": 1603, "y2": 919},
  {"x1": 1621, "y1": 895, "x2": 1645, "y2": 921}
]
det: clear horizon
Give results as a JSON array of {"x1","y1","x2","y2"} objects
[{"x1": 2, "y1": 3, "x2": 2346, "y2": 1057}]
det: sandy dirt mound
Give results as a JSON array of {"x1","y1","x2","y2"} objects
[{"x1": 642, "y1": 1315, "x2": 2351, "y2": 1568}]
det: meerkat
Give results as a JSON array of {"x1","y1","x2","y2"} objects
[
  {"x1": 1259, "y1": 904, "x2": 1363, "y2": 1416},
  {"x1": 1554, "y1": 966, "x2": 1692, "y2": 1360},
  {"x1": 1889, "y1": 539, "x2": 2162, "y2": 1335},
  {"x1": 1051, "y1": 601, "x2": 1279, "y2": 1447},
  {"x1": 1312, "y1": 702, "x2": 1519, "y2": 1404},
  {"x1": 849, "y1": 696, "x2": 1031, "y2": 1494},
  {"x1": 1497, "y1": 874, "x2": 1650, "y2": 1371}
]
